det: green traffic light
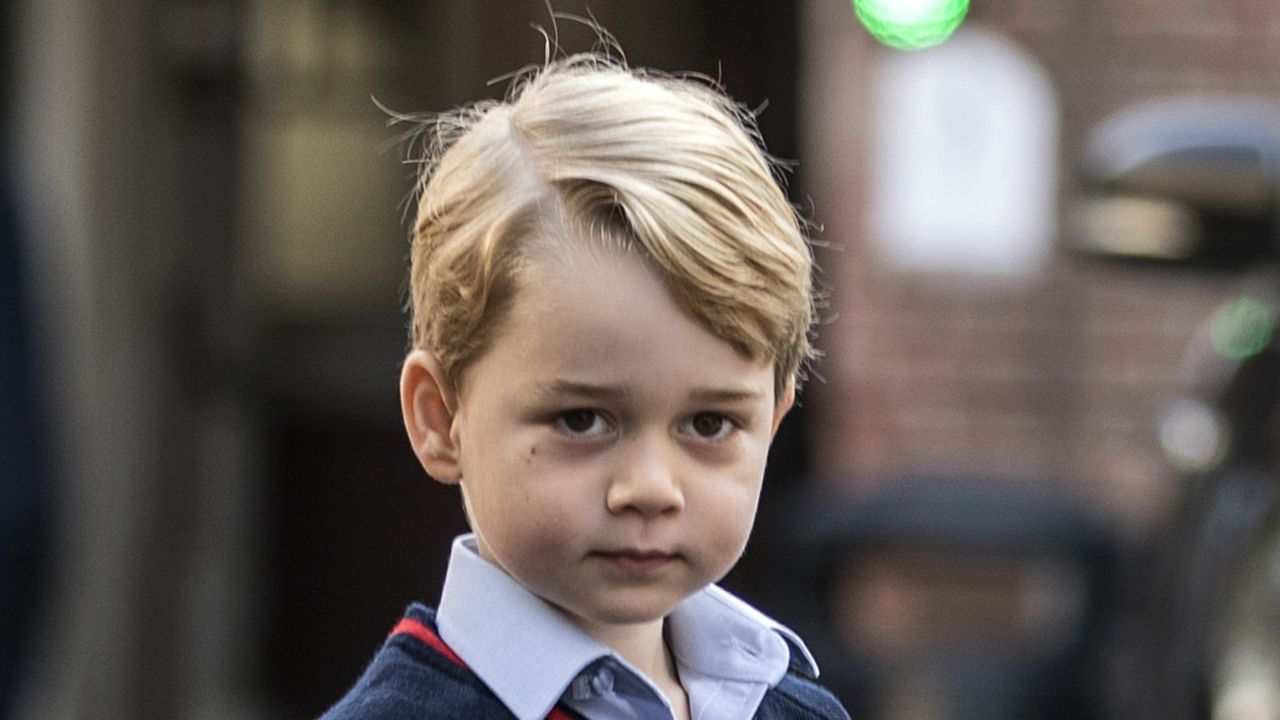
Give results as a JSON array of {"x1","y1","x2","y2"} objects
[
  {"x1": 1211, "y1": 297, "x2": 1274, "y2": 360},
  {"x1": 853, "y1": 0, "x2": 970, "y2": 50}
]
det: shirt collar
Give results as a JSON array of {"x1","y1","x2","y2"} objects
[
  {"x1": 437, "y1": 535, "x2": 609, "y2": 720},
  {"x1": 668, "y1": 584, "x2": 821, "y2": 683},
  {"x1": 436, "y1": 534, "x2": 821, "y2": 720}
]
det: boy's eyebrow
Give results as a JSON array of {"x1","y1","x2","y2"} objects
[
  {"x1": 535, "y1": 380, "x2": 764, "y2": 404},
  {"x1": 535, "y1": 380, "x2": 630, "y2": 402},
  {"x1": 687, "y1": 387, "x2": 766, "y2": 404}
]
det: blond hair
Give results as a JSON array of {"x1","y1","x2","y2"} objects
[{"x1": 404, "y1": 53, "x2": 815, "y2": 399}]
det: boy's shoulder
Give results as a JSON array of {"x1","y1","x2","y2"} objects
[
  {"x1": 318, "y1": 605, "x2": 524, "y2": 720},
  {"x1": 759, "y1": 671, "x2": 853, "y2": 720}
]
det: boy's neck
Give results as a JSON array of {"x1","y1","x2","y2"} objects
[{"x1": 574, "y1": 616, "x2": 669, "y2": 676}]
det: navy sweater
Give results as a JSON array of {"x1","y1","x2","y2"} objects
[{"x1": 321, "y1": 605, "x2": 850, "y2": 720}]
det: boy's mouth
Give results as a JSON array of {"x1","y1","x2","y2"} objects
[{"x1": 591, "y1": 549, "x2": 677, "y2": 573}]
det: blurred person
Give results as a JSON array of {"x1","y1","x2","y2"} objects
[
  {"x1": 318, "y1": 31, "x2": 849, "y2": 720},
  {"x1": 0, "y1": 157, "x2": 51, "y2": 719}
]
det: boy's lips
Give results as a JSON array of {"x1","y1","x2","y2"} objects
[{"x1": 590, "y1": 548, "x2": 679, "y2": 573}]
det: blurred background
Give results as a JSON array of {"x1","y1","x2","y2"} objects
[{"x1": 5, "y1": 1, "x2": 1280, "y2": 719}]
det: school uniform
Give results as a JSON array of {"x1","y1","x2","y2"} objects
[{"x1": 321, "y1": 535, "x2": 850, "y2": 720}]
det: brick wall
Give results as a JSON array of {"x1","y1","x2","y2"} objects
[{"x1": 800, "y1": 0, "x2": 1280, "y2": 536}]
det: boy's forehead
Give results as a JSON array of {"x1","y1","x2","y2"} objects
[
  {"x1": 532, "y1": 235, "x2": 775, "y2": 359},
  {"x1": 486, "y1": 249, "x2": 774, "y2": 387}
]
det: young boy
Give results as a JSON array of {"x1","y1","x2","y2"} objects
[{"x1": 321, "y1": 47, "x2": 850, "y2": 720}]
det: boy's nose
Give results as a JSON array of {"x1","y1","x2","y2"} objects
[{"x1": 605, "y1": 440, "x2": 685, "y2": 517}]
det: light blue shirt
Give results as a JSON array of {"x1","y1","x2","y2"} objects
[{"x1": 437, "y1": 534, "x2": 820, "y2": 720}]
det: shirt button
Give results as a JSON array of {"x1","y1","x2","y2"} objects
[{"x1": 592, "y1": 666, "x2": 615, "y2": 695}]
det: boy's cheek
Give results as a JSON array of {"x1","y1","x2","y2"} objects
[{"x1": 520, "y1": 439, "x2": 571, "y2": 467}]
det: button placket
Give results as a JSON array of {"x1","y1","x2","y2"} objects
[{"x1": 570, "y1": 673, "x2": 595, "y2": 700}]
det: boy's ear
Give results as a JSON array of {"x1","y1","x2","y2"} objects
[
  {"x1": 400, "y1": 349, "x2": 462, "y2": 484},
  {"x1": 770, "y1": 380, "x2": 796, "y2": 438}
]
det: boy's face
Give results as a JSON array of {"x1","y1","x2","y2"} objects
[{"x1": 404, "y1": 246, "x2": 792, "y2": 640}]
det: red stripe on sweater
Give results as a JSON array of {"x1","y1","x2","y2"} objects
[
  {"x1": 389, "y1": 617, "x2": 466, "y2": 667},
  {"x1": 389, "y1": 617, "x2": 578, "y2": 720}
]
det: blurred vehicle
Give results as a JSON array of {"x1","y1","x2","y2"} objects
[
  {"x1": 773, "y1": 475, "x2": 1117, "y2": 720},
  {"x1": 1076, "y1": 94, "x2": 1280, "y2": 720}
]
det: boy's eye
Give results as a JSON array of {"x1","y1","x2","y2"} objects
[
  {"x1": 683, "y1": 412, "x2": 733, "y2": 441},
  {"x1": 555, "y1": 409, "x2": 609, "y2": 438}
]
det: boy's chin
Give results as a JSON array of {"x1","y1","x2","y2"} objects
[{"x1": 550, "y1": 593, "x2": 689, "y2": 631}]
